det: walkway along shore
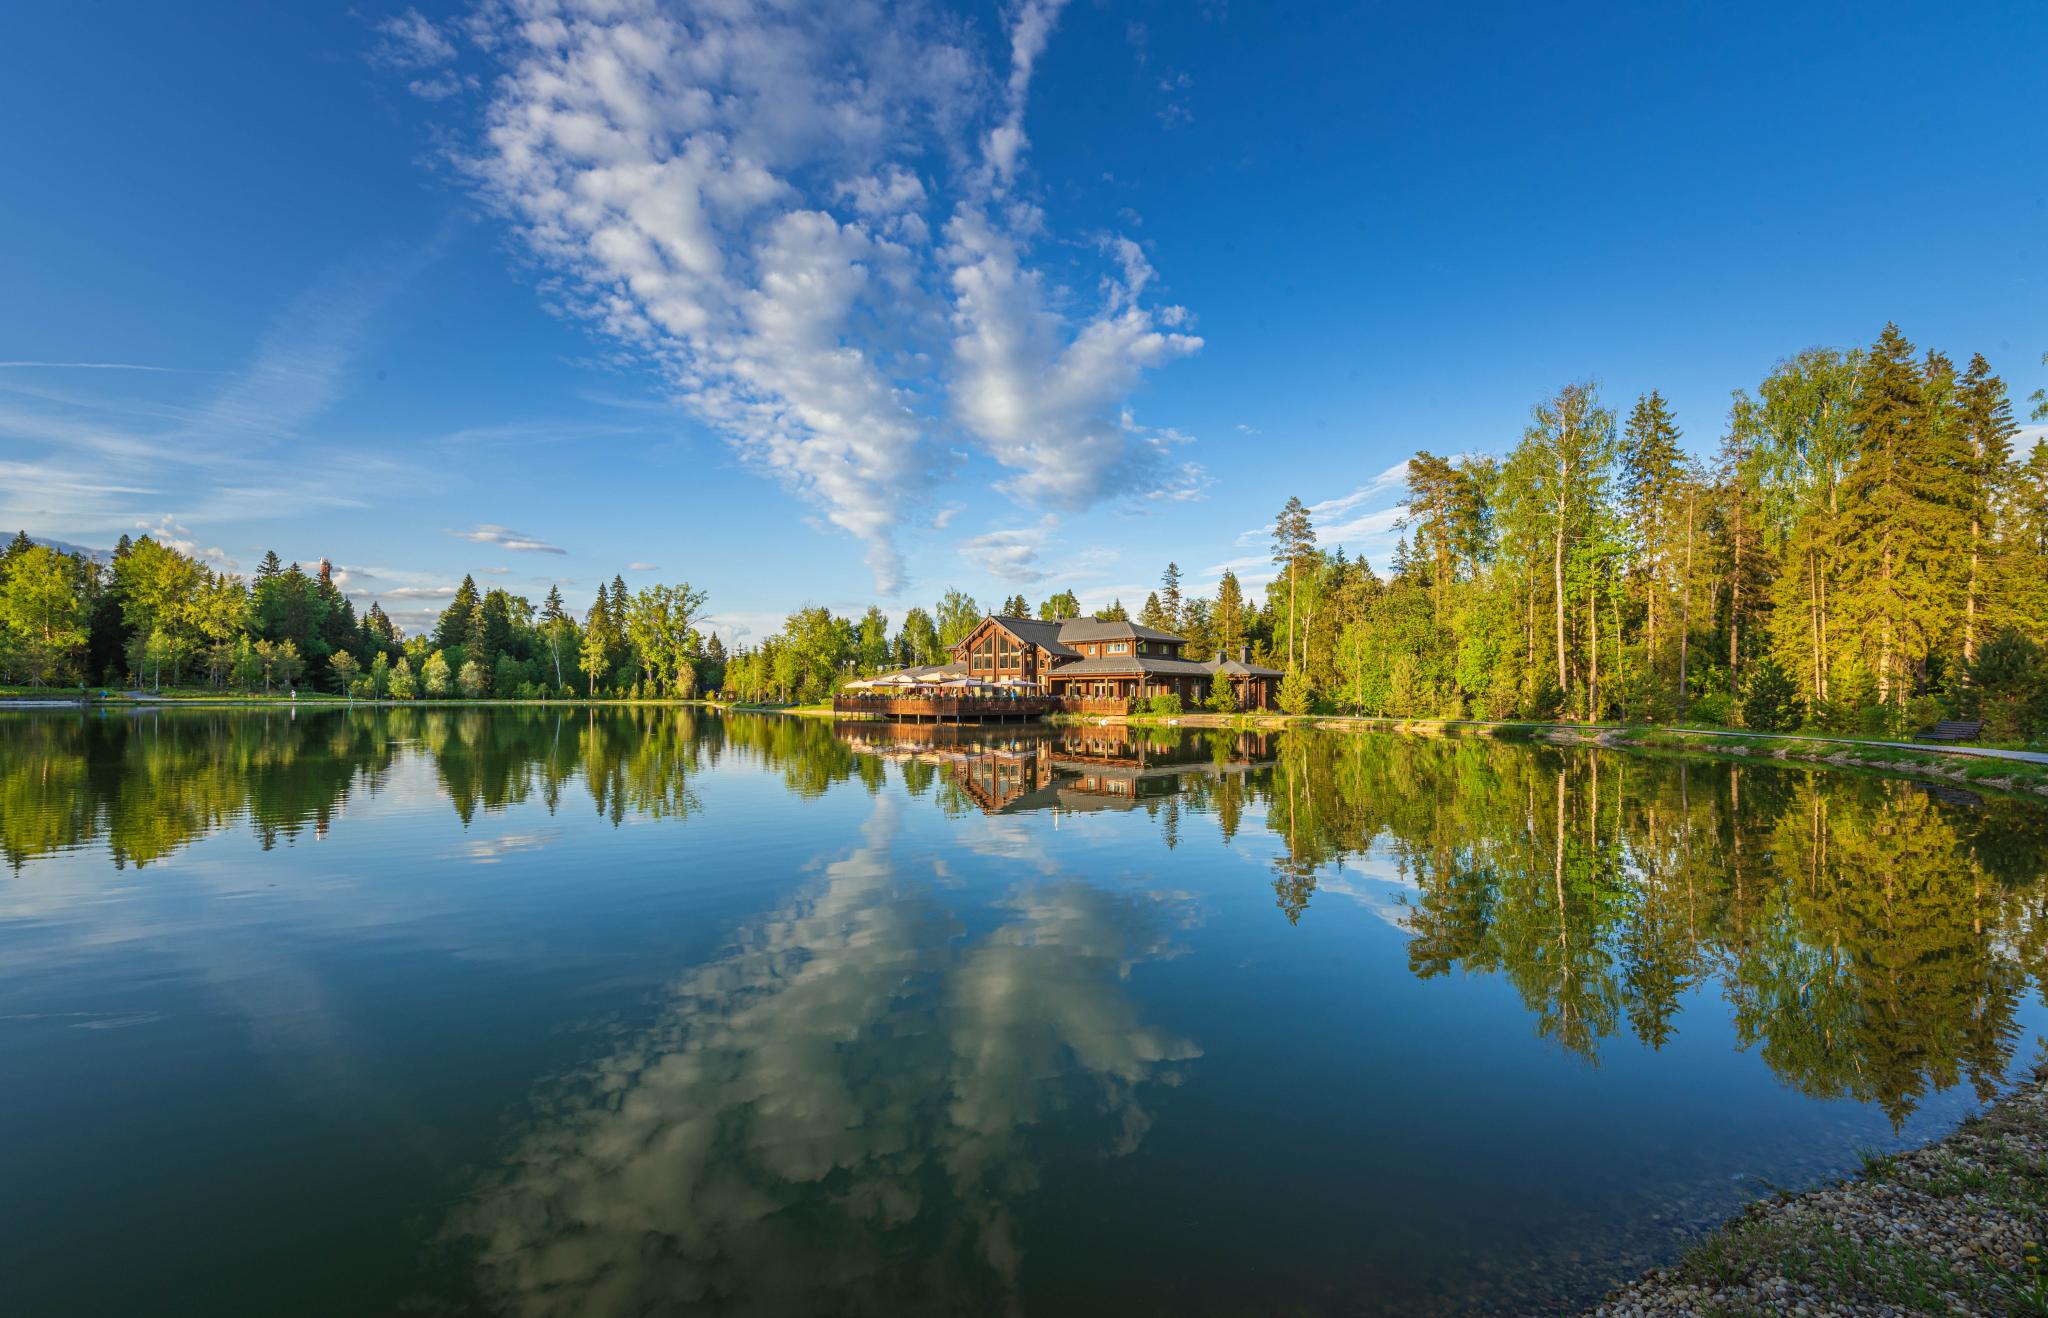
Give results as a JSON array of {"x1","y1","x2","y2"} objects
[{"x1": 1586, "y1": 1070, "x2": 2048, "y2": 1316}]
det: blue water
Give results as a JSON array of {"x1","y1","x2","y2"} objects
[{"x1": 1, "y1": 707, "x2": 2039, "y2": 1315}]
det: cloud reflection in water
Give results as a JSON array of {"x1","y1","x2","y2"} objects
[{"x1": 449, "y1": 796, "x2": 1198, "y2": 1317}]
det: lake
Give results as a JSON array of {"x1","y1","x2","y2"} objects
[{"x1": 4, "y1": 706, "x2": 2046, "y2": 1316}]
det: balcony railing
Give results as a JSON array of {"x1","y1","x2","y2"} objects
[
  {"x1": 1057, "y1": 697, "x2": 1135, "y2": 716},
  {"x1": 832, "y1": 693, "x2": 1056, "y2": 720}
]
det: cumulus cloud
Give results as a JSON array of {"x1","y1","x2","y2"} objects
[
  {"x1": 447, "y1": 524, "x2": 566, "y2": 554},
  {"x1": 135, "y1": 516, "x2": 235, "y2": 570},
  {"x1": 414, "y1": 0, "x2": 1199, "y2": 592},
  {"x1": 959, "y1": 515, "x2": 1059, "y2": 583},
  {"x1": 446, "y1": 797, "x2": 1195, "y2": 1317},
  {"x1": 370, "y1": 8, "x2": 456, "y2": 70}
]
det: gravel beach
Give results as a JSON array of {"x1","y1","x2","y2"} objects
[{"x1": 1588, "y1": 1071, "x2": 2048, "y2": 1316}]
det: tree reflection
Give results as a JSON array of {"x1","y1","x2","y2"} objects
[
  {"x1": 1175, "y1": 730, "x2": 2048, "y2": 1122},
  {"x1": 9, "y1": 707, "x2": 2048, "y2": 1126}
]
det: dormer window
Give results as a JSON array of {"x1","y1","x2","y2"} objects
[{"x1": 1107, "y1": 641, "x2": 1129, "y2": 654}]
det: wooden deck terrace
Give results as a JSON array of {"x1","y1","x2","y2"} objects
[{"x1": 833, "y1": 693, "x2": 1058, "y2": 723}]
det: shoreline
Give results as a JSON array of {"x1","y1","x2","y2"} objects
[
  {"x1": 1587, "y1": 1070, "x2": 2048, "y2": 1315},
  {"x1": 22, "y1": 694, "x2": 2042, "y2": 797}
]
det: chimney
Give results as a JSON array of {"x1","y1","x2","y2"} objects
[
  {"x1": 1215, "y1": 648, "x2": 1223, "y2": 665},
  {"x1": 1238, "y1": 644, "x2": 1248, "y2": 663}
]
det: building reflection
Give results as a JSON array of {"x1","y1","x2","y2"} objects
[{"x1": 833, "y1": 721, "x2": 1277, "y2": 815}]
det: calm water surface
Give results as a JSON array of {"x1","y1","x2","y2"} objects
[{"x1": 5, "y1": 707, "x2": 2048, "y2": 1316}]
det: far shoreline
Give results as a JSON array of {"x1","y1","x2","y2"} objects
[{"x1": 9, "y1": 693, "x2": 2048, "y2": 799}]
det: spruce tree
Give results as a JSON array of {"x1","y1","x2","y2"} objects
[
  {"x1": 1835, "y1": 325, "x2": 1970, "y2": 703},
  {"x1": 1959, "y1": 353, "x2": 2018, "y2": 663},
  {"x1": 1621, "y1": 392, "x2": 1684, "y2": 701},
  {"x1": 1160, "y1": 562, "x2": 1183, "y2": 631},
  {"x1": 1213, "y1": 570, "x2": 1247, "y2": 656},
  {"x1": 435, "y1": 575, "x2": 480, "y2": 651}
]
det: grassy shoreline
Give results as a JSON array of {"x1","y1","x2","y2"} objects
[
  {"x1": 14, "y1": 690, "x2": 2047, "y2": 795},
  {"x1": 1061, "y1": 709, "x2": 2048, "y2": 798},
  {"x1": 1588, "y1": 1070, "x2": 2048, "y2": 1316}
]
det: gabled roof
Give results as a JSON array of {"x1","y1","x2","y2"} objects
[
  {"x1": 1215, "y1": 658, "x2": 1284, "y2": 677},
  {"x1": 1054, "y1": 616, "x2": 1184, "y2": 644},
  {"x1": 985, "y1": 614, "x2": 1080, "y2": 658}
]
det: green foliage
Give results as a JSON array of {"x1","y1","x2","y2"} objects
[
  {"x1": 1964, "y1": 629, "x2": 2048, "y2": 741},
  {"x1": 1740, "y1": 657, "x2": 1803, "y2": 731},
  {"x1": 1277, "y1": 670, "x2": 1312, "y2": 715},
  {"x1": 422, "y1": 651, "x2": 453, "y2": 698},
  {"x1": 1207, "y1": 667, "x2": 1238, "y2": 713},
  {"x1": 328, "y1": 649, "x2": 360, "y2": 695},
  {"x1": 1146, "y1": 690, "x2": 1182, "y2": 717}
]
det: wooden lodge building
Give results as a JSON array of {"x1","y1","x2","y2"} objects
[{"x1": 835, "y1": 613, "x2": 1281, "y2": 721}]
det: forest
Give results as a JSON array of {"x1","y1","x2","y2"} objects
[{"x1": 4, "y1": 324, "x2": 2044, "y2": 735}]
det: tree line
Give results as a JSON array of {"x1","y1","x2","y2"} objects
[
  {"x1": 7, "y1": 324, "x2": 2041, "y2": 728},
  {"x1": 0, "y1": 533, "x2": 715, "y2": 701}
]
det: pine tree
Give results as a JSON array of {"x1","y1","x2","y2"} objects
[
  {"x1": 1100, "y1": 598, "x2": 1130, "y2": 621},
  {"x1": 1271, "y1": 496, "x2": 1315, "y2": 669},
  {"x1": 1139, "y1": 591, "x2": 1168, "y2": 631},
  {"x1": 256, "y1": 550, "x2": 283, "y2": 581}
]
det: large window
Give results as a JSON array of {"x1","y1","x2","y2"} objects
[{"x1": 1107, "y1": 641, "x2": 1129, "y2": 654}]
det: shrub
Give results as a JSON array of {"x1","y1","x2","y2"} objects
[
  {"x1": 1277, "y1": 671, "x2": 1311, "y2": 715},
  {"x1": 1208, "y1": 667, "x2": 1238, "y2": 713},
  {"x1": 1147, "y1": 690, "x2": 1183, "y2": 717},
  {"x1": 1964, "y1": 629, "x2": 2048, "y2": 741},
  {"x1": 1739, "y1": 658, "x2": 1802, "y2": 731},
  {"x1": 1687, "y1": 691, "x2": 1733, "y2": 726}
]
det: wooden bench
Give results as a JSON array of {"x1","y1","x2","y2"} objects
[{"x1": 1914, "y1": 719, "x2": 1983, "y2": 743}]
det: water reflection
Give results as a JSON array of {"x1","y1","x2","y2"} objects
[
  {"x1": 7, "y1": 708, "x2": 2048, "y2": 1130},
  {"x1": 448, "y1": 796, "x2": 1197, "y2": 1318},
  {"x1": 839, "y1": 721, "x2": 2048, "y2": 1123},
  {"x1": 833, "y1": 721, "x2": 1276, "y2": 815}
]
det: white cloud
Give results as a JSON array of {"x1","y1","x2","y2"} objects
[
  {"x1": 431, "y1": 0, "x2": 1199, "y2": 592},
  {"x1": 959, "y1": 515, "x2": 1059, "y2": 583},
  {"x1": 371, "y1": 9, "x2": 456, "y2": 70},
  {"x1": 1233, "y1": 459, "x2": 1412, "y2": 547},
  {"x1": 446, "y1": 524, "x2": 567, "y2": 554},
  {"x1": 625, "y1": 561, "x2": 658, "y2": 572},
  {"x1": 136, "y1": 516, "x2": 236, "y2": 570},
  {"x1": 0, "y1": 360, "x2": 211, "y2": 373},
  {"x1": 383, "y1": 585, "x2": 461, "y2": 600}
]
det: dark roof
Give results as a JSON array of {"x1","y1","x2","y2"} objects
[
  {"x1": 986, "y1": 615, "x2": 1081, "y2": 658},
  {"x1": 1045, "y1": 655, "x2": 1220, "y2": 678},
  {"x1": 1216, "y1": 658, "x2": 1283, "y2": 677},
  {"x1": 1054, "y1": 615, "x2": 1184, "y2": 644}
]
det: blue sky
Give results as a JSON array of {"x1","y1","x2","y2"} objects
[{"x1": 4, "y1": 1, "x2": 2043, "y2": 644}]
